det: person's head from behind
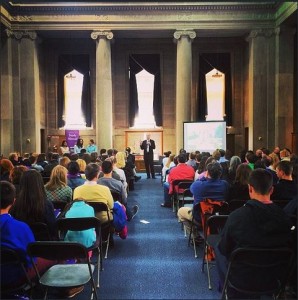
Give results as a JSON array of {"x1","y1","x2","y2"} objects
[
  {"x1": 115, "y1": 152, "x2": 126, "y2": 168},
  {"x1": 229, "y1": 155, "x2": 241, "y2": 172},
  {"x1": 77, "y1": 158, "x2": 87, "y2": 172},
  {"x1": 177, "y1": 154, "x2": 186, "y2": 164},
  {"x1": 60, "y1": 156, "x2": 71, "y2": 168},
  {"x1": 245, "y1": 151, "x2": 257, "y2": 164},
  {"x1": 85, "y1": 163, "x2": 100, "y2": 181},
  {"x1": 0, "y1": 158, "x2": 14, "y2": 173},
  {"x1": 46, "y1": 165, "x2": 68, "y2": 188},
  {"x1": 67, "y1": 161, "x2": 80, "y2": 175},
  {"x1": 206, "y1": 161, "x2": 222, "y2": 180},
  {"x1": 248, "y1": 168, "x2": 273, "y2": 197},
  {"x1": 235, "y1": 163, "x2": 252, "y2": 185},
  {"x1": 9, "y1": 165, "x2": 28, "y2": 184},
  {"x1": 0, "y1": 181, "x2": 16, "y2": 210},
  {"x1": 276, "y1": 160, "x2": 293, "y2": 179},
  {"x1": 51, "y1": 153, "x2": 59, "y2": 161},
  {"x1": 101, "y1": 160, "x2": 113, "y2": 175},
  {"x1": 12, "y1": 169, "x2": 46, "y2": 221}
]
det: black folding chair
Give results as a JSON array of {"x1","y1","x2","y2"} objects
[
  {"x1": 56, "y1": 217, "x2": 102, "y2": 288},
  {"x1": 86, "y1": 201, "x2": 114, "y2": 259},
  {"x1": 172, "y1": 179, "x2": 193, "y2": 213},
  {"x1": 29, "y1": 222, "x2": 53, "y2": 241},
  {"x1": 201, "y1": 214, "x2": 229, "y2": 290},
  {"x1": 27, "y1": 241, "x2": 98, "y2": 300},
  {"x1": 221, "y1": 247, "x2": 294, "y2": 300},
  {"x1": 110, "y1": 190, "x2": 122, "y2": 203},
  {"x1": 1, "y1": 248, "x2": 33, "y2": 298}
]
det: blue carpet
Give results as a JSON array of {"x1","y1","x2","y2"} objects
[{"x1": 75, "y1": 173, "x2": 221, "y2": 299}]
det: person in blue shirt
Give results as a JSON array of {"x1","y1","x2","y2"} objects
[{"x1": 86, "y1": 139, "x2": 97, "y2": 154}]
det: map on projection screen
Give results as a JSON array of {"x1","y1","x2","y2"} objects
[{"x1": 183, "y1": 121, "x2": 226, "y2": 153}]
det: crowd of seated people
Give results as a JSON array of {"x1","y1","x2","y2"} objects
[{"x1": 159, "y1": 146, "x2": 297, "y2": 298}]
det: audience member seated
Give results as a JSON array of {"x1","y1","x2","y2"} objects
[
  {"x1": 73, "y1": 163, "x2": 114, "y2": 223},
  {"x1": 42, "y1": 152, "x2": 59, "y2": 177},
  {"x1": 59, "y1": 156, "x2": 71, "y2": 169},
  {"x1": 21, "y1": 153, "x2": 31, "y2": 167},
  {"x1": 186, "y1": 152, "x2": 197, "y2": 170},
  {"x1": 245, "y1": 151, "x2": 258, "y2": 170},
  {"x1": 9, "y1": 165, "x2": 28, "y2": 197},
  {"x1": 0, "y1": 158, "x2": 14, "y2": 181},
  {"x1": 76, "y1": 158, "x2": 87, "y2": 176},
  {"x1": 29, "y1": 153, "x2": 44, "y2": 172},
  {"x1": 162, "y1": 154, "x2": 175, "y2": 182},
  {"x1": 215, "y1": 169, "x2": 292, "y2": 294},
  {"x1": 98, "y1": 160, "x2": 138, "y2": 220},
  {"x1": 177, "y1": 161, "x2": 229, "y2": 226},
  {"x1": 98, "y1": 161, "x2": 127, "y2": 204},
  {"x1": 125, "y1": 147, "x2": 141, "y2": 182},
  {"x1": 9, "y1": 152, "x2": 21, "y2": 166},
  {"x1": 0, "y1": 181, "x2": 52, "y2": 291},
  {"x1": 113, "y1": 153, "x2": 128, "y2": 191},
  {"x1": 162, "y1": 151, "x2": 171, "y2": 168},
  {"x1": 36, "y1": 153, "x2": 48, "y2": 169},
  {"x1": 195, "y1": 156, "x2": 215, "y2": 181},
  {"x1": 271, "y1": 160, "x2": 297, "y2": 201},
  {"x1": 64, "y1": 200, "x2": 96, "y2": 250},
  {"x1": 9, "y1": 169, "x2": 57, "y2": 238},
  {"x1": 226, "y1": 156, "x2": 241, "y2": 184},
  {"x1": 67, "y1": 161, "x2": 86, "y2": 189},
  {"x1": 161, "y1": 154, "x2": 195, "y2": 208},
  {"x1": 45, "y1": 165, "x2": 73, "y2": 203},
  {"x1": 227, "y1": 163, "x2": 252, "y2": 202}
]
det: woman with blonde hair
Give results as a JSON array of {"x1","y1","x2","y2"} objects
[
  {"x1": 45, "y1": 165, "x2": 72, "y2": 203},
  {"x1": 76, "y1": 158, "x2": 87, "y2": 173},
  {"x1": 162, "y1": 154, "x2": 175, "y2": 182}
]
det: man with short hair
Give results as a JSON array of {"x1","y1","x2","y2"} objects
[
  {"x1": 98, "y1": 160, "x2": 139, "y2": 221},
  {"x1": 215, "y1": 168, "x2": 292, "y2": 293},
  {"x1": 161, "y1": 154, "x2": 195, "y2": 208},
  {"x1": 140, "y1": 133, "x2": 156, "y2": 179},
  {"x1": 73, "y1": 163, "x2": 114, "y2": 223},
  {"x1": 271, "y1": 160, "x2": 297, "y2": 201}
]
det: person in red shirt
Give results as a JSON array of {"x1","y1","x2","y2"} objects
[{"x1": 161, "y1": 154, "x2": 195, "y2": 207}]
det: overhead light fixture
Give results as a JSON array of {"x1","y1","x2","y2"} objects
[{"x1": 212, "y1": 71, "x2": 222, "y2": 78}]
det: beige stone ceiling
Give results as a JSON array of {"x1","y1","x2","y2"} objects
[{"x1": 1, "y1": 1, "x2": 297, "y2": 39}]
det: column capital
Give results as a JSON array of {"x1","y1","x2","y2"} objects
[
  {"x1": 173, "y1": 30, "x2": 196, "y2": 41},
  {"x1": 91, "y1": 31, "x2": 113, "y2": 40},
  {"x1": 246, "y1": 28, "x2": 276, "y2": 41},
  {"x1": 5, "y1": 29, "x2": 37, "y2": 40}
]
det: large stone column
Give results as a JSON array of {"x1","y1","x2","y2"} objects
[
  {"x1": 0, "y1": 31, "x2": 14, "y2": 156},
  {"x1": 91, "y1": 31, "x2": 113, "y2": 149},
  {"x1": 3, "y1": 30, "x2": 41, "y2": 155},
  {"x1": 246, "y1": 29, "x2": 276, "y2": 150},
  {"x1": 274, "y1": 26, "x2": 296, "y2": 150},
  {"x1": 173, "y1": 30, "x2": 196, "y2": 153}
]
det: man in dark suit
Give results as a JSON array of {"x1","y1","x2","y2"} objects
[{"x1": 140, "y1": 133, "x2": 156, "y2": 179}]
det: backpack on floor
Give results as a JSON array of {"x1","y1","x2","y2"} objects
[{"x1": 113, "y1": 201, "x2": 128, "y2": 239}]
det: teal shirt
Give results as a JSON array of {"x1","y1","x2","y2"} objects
[
  {"x1": 64, "y1": 201, "x2": 96, "y2": 248},
  {"x1": 86, "y1": 144, "x2": 97, "y2": 154}
]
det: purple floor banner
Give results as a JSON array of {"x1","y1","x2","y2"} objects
[{"x1": 65, "y1": 130, "x2": 79, "y2": 153}]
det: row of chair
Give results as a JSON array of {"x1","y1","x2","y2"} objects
[
  {"x1": 9, "y1": 201, "x2": 115, "y2": 299},
  {"x1": 179, "y1": 197, "x2": 296, "y2": 299}
]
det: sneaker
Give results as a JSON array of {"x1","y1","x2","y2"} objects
[
  {"x1": 130, "y1": 205, "x2": 139, "y2": 220},
  {"x1": 66, "y1": 286, "x2": 84, "y2": 298},
  {"x1": 135, "y1": 176, "x2": 142, "y2": 182}
]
